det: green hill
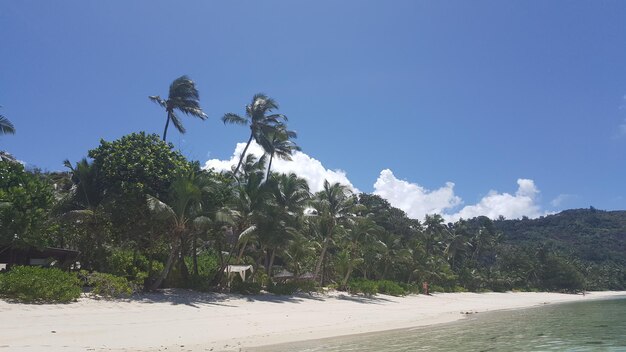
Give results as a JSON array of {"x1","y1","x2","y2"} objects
[
  {"x1": 496, "y1": 208, "x2": 626, "y2": 265},
  {"x1": 490, "y1": 208, "x2": 626, "y2": 290}
]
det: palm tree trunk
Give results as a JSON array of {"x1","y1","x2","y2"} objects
[
  {"x1": 236, "y1": 238, "x2": 249, "y2": 264},
  {"x1": 211, "y1": 233, "x2": 239, "y2": 287},
  {"x1": 382, "y1": 261, "x2": 390, "y2": 280},
  {"x1": 150, "y1": 239, "x2": 180, "y2": 290},
  {"x1": 314, "y1": 237, "x2": 331, "y2": 284},
  {"x1": 267, "y1": 248, "x2": 276, "y2": 278},
  {"x1": 232, "y1": 133, "x2": 254, "y2": 179},
  {"x1": 341, "y1": 264, "x2": 354, "y2": 289},
  {"x1": 266, "y1": 153, "x2": 274, "y2": 180},
  {"x1": 192, "y1": 234, "x2": 198, "y2": 276},
  {"x1": 163, "y1": 112, "x2": 172, "y2": 141}
]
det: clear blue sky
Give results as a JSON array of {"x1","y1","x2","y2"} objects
[{"x1": 1, "y1": 1, "x2": 625, "y2": 216}]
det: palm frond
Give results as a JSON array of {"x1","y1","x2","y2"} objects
[
  {"x1": 238, "y1": 225, "x2": 257, "y2": 241},
  {"x1": 215, "y1": 209, "x2": 236, "y2": 224},
  {"x1": 148, "y1": 95, "x2": 167, "y2": 109},
  {"x1": 146, "y1": 195, "x2": 176, "y2": 220},
  {"x1": 169, "y1": 112, "x2": 186, "y2": 134},
  {"x1": 177, "y1": 105, "x2": 208, "y2": 119},
  {"x1": 192, "y1": 216, "x2": 212, "y2": 231},
  {"x1": 60, "y1": 209, "x2": 95, "y2": 221},
  {"x1": 0, "y1": 115, "x2": 15, "y2": 135},
  {"x1": 221, "y1": 113, "x2": 247, "y2": 125},
  {"x1": 265, "y1": 113, "x2": 288, "y2": 122}
]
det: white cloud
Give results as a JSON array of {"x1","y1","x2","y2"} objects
[
  {"x1": 373, "y1": 169, "x2": 462, "y2": 220},
  {"x1": 205, "y1": 148, "x2": 548, "y2": 222},
  {"x1": 447, "y1": 179, "x2": 543, "y2": 221},
  {"x1": 203, "y1": 141, "x2": 357, "y2": 193},
  {"x1": 373, "y1": 170, "x2": 546, "y2": 222}
]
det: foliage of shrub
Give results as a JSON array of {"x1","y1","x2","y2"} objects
[
  {"x1": 451, "y1": 285, "x2": 468, "y2": 293},
  {"x1": 347, "y1": 279, "x2": 378, "y2": 296},
  {"x1": 184, "y1": 252, "x2": 220, "y2": 291},
  {"x1": 268, "y1": 280, "x2": 319, "y2": 295},
  {"x1": 398, "y1": 283, "x2": 420, "y2": 294},
  {"x1": 185, "y1": 252, "x2": 220, "y2": 277},
  {"x1": 294, "y1": 280, "x2": 319, "y2": 294},
  {"x1": 231, "y1": 280, "x2": 261, "y2": 295},
  {"x1": 0, "y1": 162, "x2": 55, "y2": 248},
  {"x1": 267, "y1": 282, "x2": 297, "y2": 295},
  {"x1": 489, "y1": 279, "x2": 510, "y2": 293},
  {"x1": 81, "y1": 271, "x2": 134, "y2": 298},
  {"x1": 0, "y1": 266, "x2": 81, "y2": 303},
  {"x1": 375, "y1": 280, "x2": 405, "y2": 296},
  {"x1": 106, "y1": 248, "x2": 149, "y2": 280},
  {"x1": 429, "y1": 284, "x2": 445, "y2": 293}
]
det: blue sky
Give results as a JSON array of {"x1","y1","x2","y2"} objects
[{"x1": 1, "y1": 1, "x2": 625, "y2": 219}]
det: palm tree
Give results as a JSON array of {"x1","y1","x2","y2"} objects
[
  {"x1": 260, "y1": 126, "x2": 299, "y2": 180},
  {"x1": 56, "y1": 158, "x2": 108, "y2": 270},
  {"x1": 149, "y1": 75, "x2": 207, "y2": 141},
  {"x1": 377, "y1": 231, "x2": 412, "y2": 280},
  {"x1": 61, "y1": 159, "x2": 104, "y2": 210},
  {"x1": 221, "y1": 94, "x2": 287, "y2": 180},
  {"x1": 272, "y1": 173, "x2": 310, "y2": 215},
  {"x1": 146, "y1": 171, "x2": 205, "y2": 290},
  {"x1": 263, "y1": 173, "x2": 310, "y2": 277},
  {"x1": 310, "y1": 180, "x2": 356, "y2": 284},
  {"x1": 423, "y1": 214, "x2": 448, "y2": 256},
  {"x1": 339, "y1": 216, "x2": 380, "y2": 287}
]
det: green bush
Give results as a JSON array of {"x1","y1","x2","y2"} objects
[
  {"x1": 347, "y1": 279, "x2": 378, "y2": 296},
  {"x1": 376, "y1": 280, "x2": 406, "y2": 296},
  {"x1": 231, "y1": 280, "x2": 261, "y2": 295},
  {"x1": 448, "y1": 285, "x2": 468, "y2": 293},
  {"x1": 294, "y1": 280, "x2": 319, "y2": 294},
  {"x1": 0, "y1": 266, "x2": 81, "y2": 303},
  {"x1": 268, "y1": 280, "x2": 319, "y2": 295},
  {"x1": 268, "y1": 282, "x2": 297, "y2": 295},
  {"x1": 185, "y1": 252, "x2": 220, "y2": 291},
  {"x1": 106, "y1": 248, "x2": 149, "y2": 280},
  {"x1": 429, "y1": 284, "x2": 445, "y2": 293},
  {"x1": 82, "y1": 271, "x2": 134, "y2": 298},
  {"x1": 184, "y1": 252, "x2": 219, "y2": 279},
  {"x1": 398, "y1": 283, "x2": 420, "y2": 294}
]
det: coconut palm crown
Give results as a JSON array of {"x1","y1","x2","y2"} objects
[
  {"x1": 149, "y1": 75, "x2": 207, "y2": 141},
  {"x1": 221, "y1": 93, "x2": 289, "y2": 180}
]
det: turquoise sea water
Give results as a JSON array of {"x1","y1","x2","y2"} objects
[{"x1": 254, "y1": 297, "x2": 626, "y2": 352}]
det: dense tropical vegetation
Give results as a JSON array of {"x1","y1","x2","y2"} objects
[{"x1": 1, "y1": 80, "x2": 624, "y2": 303}]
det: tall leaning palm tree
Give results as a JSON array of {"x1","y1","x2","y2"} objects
[
  {"x1": 221, "y1": 94, "x2": 287, "y2": 180},
  {"x1": 149, "y1": 75, "x2": 207, "y2": 141}
]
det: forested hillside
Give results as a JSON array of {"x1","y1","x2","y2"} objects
[
  {"x1": 496, "y1": 209, "x2": 626, "y2": 266},
  {"x1": 484, "y1": 209, "x2": 626, "y2": 291}
]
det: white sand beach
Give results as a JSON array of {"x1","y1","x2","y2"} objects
[{"x1": 0, "y1": 290, "x2": 624, "y2": 352}]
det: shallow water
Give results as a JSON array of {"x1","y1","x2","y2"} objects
[{"x1": 254, "y1": 296, "x2": 626, "y2": 352}]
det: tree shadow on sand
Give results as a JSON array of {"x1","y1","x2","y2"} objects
[
  {"x1": 128, "y1": 288, "x2": 326, "y2": 308},
  {"x1": 335, "y1": 293, "x2": 394, "y2": 304}
]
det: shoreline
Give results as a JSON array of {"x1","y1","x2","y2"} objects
[{"x1": 0, "y1": 290, "x2": 624, "y2": 352}]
